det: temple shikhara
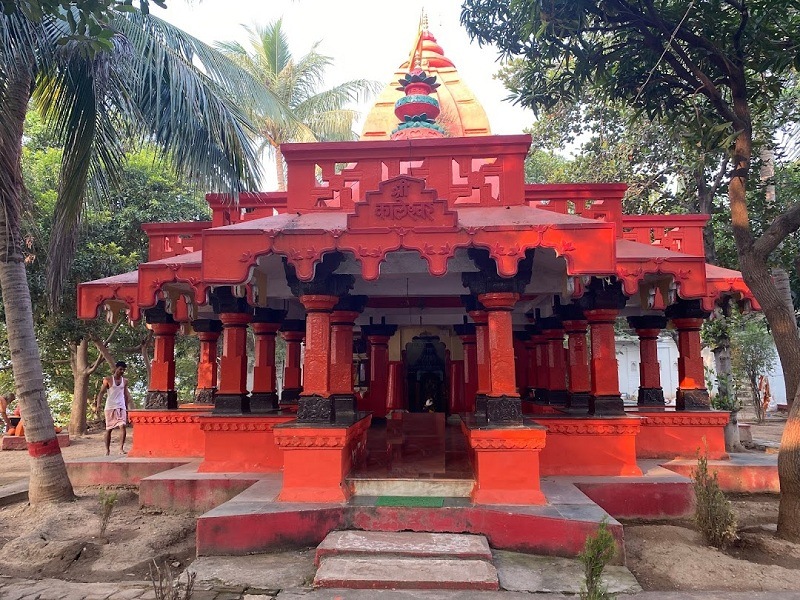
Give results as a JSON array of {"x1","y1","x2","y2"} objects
[{"x1": 76, "y1": 22, "x2": 770, "y2": 579}]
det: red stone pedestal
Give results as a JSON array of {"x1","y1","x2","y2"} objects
[
  {"x1": 635, "y1": 410, "x2": 729, "y2": 459},
  {"x1": 198, "y1": 414, "x2": 297, "y2": 472},
  {"x1": 274, "y1": 414, "x2": 372, "y2": 502},
  {"x1": 128, "y1": 409, "x2": 210, "y2": 458},
  {"x1": 535, "y1": 417, "x2": 642, "y2": 476},
  {"x1": 461, "y1": 417, "x2": 547, "y2": 505}
]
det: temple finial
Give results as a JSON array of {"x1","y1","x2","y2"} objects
[{"x1": 421, "y1": 9, "x2": 429, "y2": 32}]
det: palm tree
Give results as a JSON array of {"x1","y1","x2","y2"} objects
[
  {"x1": 0, "y1": 8, "x2": 278, "y2": 502},
  {"x1": 218, "y1": 19, "x2": 380, "y2": 190}
]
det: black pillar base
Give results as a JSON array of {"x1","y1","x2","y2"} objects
[
  {"x1": 590, "y1": 394, "x2": 625, "y2": 416},
  {"x1": 474, "y1": 394, "x2": 489, "y2": 417},
  {"x1": 638, "y1": 387, "x2": 666, "y2": 407},
  {"x1": 332, "y1": 394, "x2": 359, "y2": 424},
  {"x1": 194, "y1": 388, "x2": 215, "y2": 405},
  {"x1": 547, "y1": 389, "x2": 569, "y2": 406},
  {"x1": 534, "y1": 388, "x2": 549, "y2": 404},
  {"x1": 145, "y1": 390, "x2": 177, "y2": 410},
  {"x1": 297, "y1": 395, "x2": 335, "y2": 423},
  {"x1": 213, "y1": 393, "x2": 250, "y2": 414},
  {"x1": 677, "y1": 388, "x2": 711, "y2": 411},
  {"x1": 280, "y1": 387, "x2": 302, "y2": 408},
  {"x1": 250, "y1": 392, "x2": 279, "y2": 413},
  {"x1": 567, "y1": 392, "x2": 591, "y2": 410},
  {"x1": 486, "y1": 395, "x2": 523, "y2": 424}
]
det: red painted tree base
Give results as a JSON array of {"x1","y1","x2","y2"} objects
[{"x1": 1, "y1": 433, "x2": 69, "y2": 451}]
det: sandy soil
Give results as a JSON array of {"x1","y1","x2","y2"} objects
[
  {"x1": 626, "y1": 495, "x2": 800, "y2": 591},
  {"x1": 1, "y1": 426, "x2": 797, "y2": 590},
  {"x1": 0, "y1": 429, "x2": 196, "y2": 583}
]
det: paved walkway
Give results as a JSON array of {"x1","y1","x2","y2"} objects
[{"x1": 2, "y1": 578, "x2": 800, "y2": 600}]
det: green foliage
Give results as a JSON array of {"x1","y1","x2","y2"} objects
[
  {"x1": 579, "y1": 519, "x2": 616, "y2": 600},
  {"x1": 98, "y1": 488, "x2": 118, "y2": 537},
  {"x1": 731, "y1": 317, "x2": 776, "y2": 422},
  {"x1": 16, "y1": 117, "x2": 209, "y2": 407},
  {"x1": 693, "y1": 453, "x2": 738, "y2": 549}
]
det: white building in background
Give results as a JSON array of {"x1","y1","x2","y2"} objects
[
  {"x1": 615, "y1": 336, "x2": 788, "y2": 409},
  {"x1": 616, "y1": 336, "x2": 679, "y2": 405}
]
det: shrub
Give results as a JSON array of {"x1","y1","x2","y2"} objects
[
  {"x1": 693, "y1": 453, "x2": 738, "y2": 548},
  {"x1": 98, "y1": 488, "x2": 118, "y2": 537},
  {"x1": 150, "y1": 560, "x2": 196, "y2": 600},
  {"x1": 579, "y1": 519, "x2": 617, "y2": 600}
]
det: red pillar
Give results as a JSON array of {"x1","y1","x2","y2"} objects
[
  {"x1": 146, "y1": 320, "x2": 180, "y2": 409},
  {"x1": 193, "y1": 319, "x2": 221, "y2": 405},
  {"x1": 673, "y1": 317, "x2": 711, "y2": 410},
  {"x1": 585, "y1": 308, "x2": 623, "y2": 415},
  {"x1": 454, "y1": 323, "x2": 478, "y2": 412},
  {"x1": 279, "y1": 320, "x2": 305, "y2": 407},
  {"x1": 627, "y1": 315, "x2": 668, "y2": 407},
  {"x1": 523, "y1": 334, "x2": 538, "y2": 400},
  {"x1": 468, "y1": 309, "x2": 491, "y2": 413},
  {"x1": 529, "y1": 329, "x2": 550, "y2": 403},
  {"x1": 540, "y1": 318, "x2": 568, "y2": 405},
  {"x1": 362, "y1": 323, "x2": 398, "y2": 419},
  {"x1": 513, "y1": 332, "x2": 529, "y2": 396},
  {"x1": 251, "y1": 310, "x2": 284, "y2": 412},
  {"x1": 478, "y1": 292, "x2": 523, "y2": 423},
  {"x1": 297, "y1": 294, "x2": 338, "y2": 421},
  {"x1": 562, "y1": 318, "x2": 591, "y2": 410},
  {"x1": 215, "y1": 311, "x2": 251, "y2": 413}
]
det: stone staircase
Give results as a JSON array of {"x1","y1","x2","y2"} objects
[{"x1": 313, "y1": 530, "x2": 499, "y2": 590}]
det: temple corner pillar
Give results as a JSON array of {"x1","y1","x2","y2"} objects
[{"x1": 144, "y1": 304, "x2": 180, "y2": 409}]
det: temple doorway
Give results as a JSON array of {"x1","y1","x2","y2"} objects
[{"x1": 404, "y1": 333, "x2": 448, "y2": 414}]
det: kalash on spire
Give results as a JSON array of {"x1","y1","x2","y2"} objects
[
  {"x1": 360, "y1": 12, "x2": 491, "y2": 140},
  {"x1": 390, "y1": 68, "x2": 446, "y2": 139}
]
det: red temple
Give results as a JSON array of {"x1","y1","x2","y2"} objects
[{"x1": 76, "y1": 25, "x2": 763, "y2": 559}]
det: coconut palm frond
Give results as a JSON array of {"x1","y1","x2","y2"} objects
[{"x1": 303, "y1": 109, "x2": 361, "y2": 142}]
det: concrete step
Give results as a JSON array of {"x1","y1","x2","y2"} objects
[
  {"x1": 347, "y1": 476, "x2": 474, "y2": 498},
  {"x1": 315, "y1": 530, "x2": 492, "y2": 564},
  {"x1": 314, "y1": 556, "x2": 499, "y2": 590}
]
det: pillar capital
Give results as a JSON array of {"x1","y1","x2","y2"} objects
[
  {"x1": 584, "y1": 308, "x2": 620, "y2": 324},
  {"x1": 299, "y1": 294, "x2": 339, "y2": 312},
  {"x1": 462, "y1": 248, "x2": 534, "y2": 296},
  {"x1": 191, "y1": 318, "x2": 222, "y2": 334},
  {"x1": 144, "y1": 302, "x2": 176, "y2": 325},
  {"x1": 477, "y1": 291, "x2": 519, "y2": 311},
  {"x1": 453, "y1": 322, "x2": 476, "y2": 338},
  {"x1": 468, "y1": 309, "x2": 488, "y2": 326},
  {"x1": 251, "y1": 307, "x2": 287, "y2": 324},
  {"x1": 627, "y1": 314, "x2": 668, "y2": 332},
  {"x1": 665, "y1": 298, "x2": 710, "y2": 321},
  {"x1": 671, "y1": 317, "x2": 705, "y2": 332},
  {"x1": 578, "y1": 277, "x2": 628, "y2": 312},
  {"x1": 218, "y1": 312, "x2": 252, "y2": 327},
  {"x1": 149, "y1": 321, "x2": 180, "y2": 336},
  {"x1": 209, "y1": 286, "x2": 249, "y2": 314},
  {"x1": 361, "y1": 323, "x2": 398, "y2": 340},
  {"x1": 562, "y1": 319, "x2": 589, "y2": 334}
]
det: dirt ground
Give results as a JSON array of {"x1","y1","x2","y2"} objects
[
  {"x1": 0, "y1": 431, "x2": 196, "y2": 583},
  {"x1": 0, "y1": 422, "x2": 797, "y2": 591}
]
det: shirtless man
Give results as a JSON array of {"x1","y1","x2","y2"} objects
[
  {"x1": 0, "y1": 392, "x2": 14, "y2": 432},
  {"x1": 95, "y1": 362, "x2": 133, "y2": 455}
]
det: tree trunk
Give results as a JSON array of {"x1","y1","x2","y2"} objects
[
  {"x1": 69, "y1": 339, "x2": 90, "y2": 436},
  {"x1": 0, "y1": 66, "x2": 74, "y2": 502},
  {"x1": 275, "y1": 148, "x2": 287, "y2": 192},
  {"x1": 778, "y1": 400, "x2": 800, "y2": 540}
]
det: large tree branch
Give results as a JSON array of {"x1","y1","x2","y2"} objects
[{"x1": 753, "y1": 202, "x2": 800, "y2": 260}]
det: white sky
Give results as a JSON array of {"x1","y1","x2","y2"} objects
[{"x1": 152, "y1": 0, "x2": 536, "y2": 187}]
